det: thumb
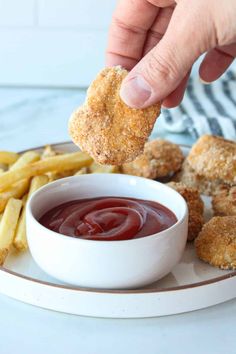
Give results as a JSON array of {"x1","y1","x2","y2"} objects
[{"x1": 120, "y1": 0, "x2": 215, "y2": 108}]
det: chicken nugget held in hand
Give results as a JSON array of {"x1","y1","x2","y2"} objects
[{"x1": 69, "y1": 66, "x2": 161, "y2": 165}]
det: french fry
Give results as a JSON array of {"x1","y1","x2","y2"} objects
[
  {"x1": 0, "y1": 151, "x2": 92, "y2": 191},
  {"x1": 0, "y1": 164, "x2": 6, "y2": 172},
  {"x1": 0, "y1": 169, "x2": 4, "y2": 175},
  {"x1": 14, "y1": 175, "x2": 49, "y2": 251},
  {"x1": 74, "y1": 167, "x2": 89, "y2": 175},
  {"x1": 0, "y1": 198, "x2": 22, "y2": 265},
  {"x1": 28, "y1": 175, "x2": 49, "y2": 197},
  {"x1": 0, "y1": 151, "x2": 19, "y2": 165},
  {"x1": 41, "y1": 145, "x2": 57, "y2": 159},
  {"x1": 47, "y1": 169, "x2": 77, "y2": 182},
  {"x1": 0, "y1": 151, "x2": 40, "y2": 211},
  {"x1": 21, "y1": 194, "x2": 28, "y2": 206},
  {"x1": 0, "y1": 179, "x2": 29, "y2": 213},
  {"x1": 89, "y1": 162, "x2": 119, "y2": 174},
  {"x1": 10, "y1": 151, "x2": 40, "y2": 171}
]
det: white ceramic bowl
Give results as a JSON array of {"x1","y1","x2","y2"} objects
[{"x1": 26, "y1": 174, "x2": 188, "y2": 289}]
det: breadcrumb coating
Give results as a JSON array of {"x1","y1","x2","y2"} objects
[
  {"x1": 167, "y1": 182, "x2": 204, "y2": 241},
  {"x1": 195, "y1": 216, "x2": 236, "y2": 270},
  {"x1": 69, "y1": 66, "x2": 161, "y2": 165},
  {"x1": 212, "y1": 185, "x2": 236, "y2": 216},
  {"x1": 174, "y1": 159, "x2": 223, "y2": 196},
  {"x1": 187, "y1": 135, "x2": 236, "y2": 183},
  {"x1": 122, "y1": 139, "x2": 184, "y2": 178}
]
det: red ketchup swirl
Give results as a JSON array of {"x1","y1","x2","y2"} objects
[{"x1": 39, "y1": 197, "x2": 177, "y2": 241}]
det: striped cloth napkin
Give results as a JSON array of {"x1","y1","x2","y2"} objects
[{"x1": 162, "y1": 67, "x2": 236, "y2": 141}]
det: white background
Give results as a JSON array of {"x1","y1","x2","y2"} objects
[
  {"x1": 0, "y1": 0, "x2": 117, "y2": 87},
  {"x1": 0, "y1": 2, "x2": 235, "y2": 352}
]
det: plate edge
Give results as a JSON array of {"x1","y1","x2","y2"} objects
[{"x1": 0, "y1": 140, "x2": 235, "y2": 295}]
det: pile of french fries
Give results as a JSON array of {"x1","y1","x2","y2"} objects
[{"x1": 0, "y1": 145, "x2": 119, "y2": 265}]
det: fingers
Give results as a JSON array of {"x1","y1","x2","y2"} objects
[
  {"x1": 149, "y1": 0, "x2": 175, "y2": 6},
  {"x1": 120, "y1": 0, "x2": 214, "y2": 108},
  {"x1": 162, "y1": 72, "x2": 190, "y2": 108},
  {"x1": 199, "y1": 44, "x2": 236, "y2": 82},
  {"x1": 106, "y1": 0, "x2": 159, "y2": 70},
  {"x1": 143, "y1": 6, "x2": 174, "y2": 55}
]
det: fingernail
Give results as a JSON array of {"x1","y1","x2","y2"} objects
[
  {"x1": 120, "y1": 75, "x2": 152, "y2": 108},
  {"x1": 199, "y1": 76, "x2": 210, "y2": 85}
]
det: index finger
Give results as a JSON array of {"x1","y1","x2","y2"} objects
[{"x1": 106, "y1": 0, "x2": 159, "y2": 70}]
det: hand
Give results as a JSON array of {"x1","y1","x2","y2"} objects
[{"x1": 106, "y1": 0, "x2": 236, "y2": 108}]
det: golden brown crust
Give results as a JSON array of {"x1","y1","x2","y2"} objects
[
  {"x1": 212, "y1": 185, "x2": 236, "y2": 216},
  {"x1": 174, "y1": 159, "x2": 223, "y2": 196},
  {"x1": 122, "y1": 139, "x2": 184, "y2": 178},
  {"x1": 167, "y1": 182, "x2": 204, "y2": 241},
  {"x1": 195, "y1": 216, "x2": 236, "y2": 270},
  {"x1": 187, "y1": 135, "x2": 236, "y2": 184},
  {"x1": 0, "y1": 247, "x2": 9, "y2": 266},
  {"x1": 188, "y1": 213, "x2": 205, "y2": 243},
  {"x1": 69, "y1": 66, "x2": 161, "y2": 165}
]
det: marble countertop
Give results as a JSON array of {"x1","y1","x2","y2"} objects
[
  {"x1": 0, "y1": 87, "x2": 235, "y2": 354},
  {"x1": 0, "y1": 87, "x2": 194, "y2": 152},
  {"x1": 0, "y1": 87, "x2": 86, "y2": 151}
]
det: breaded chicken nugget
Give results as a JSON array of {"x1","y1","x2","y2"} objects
[
  {"x1": 212, "y1": 185, "x2": 236, "y2": 216},
  {"x1": 167, "y1": 182, "x2": 204, "y2": 241},
  {"x1": 174, "y1": 159, "x2": 223, "y2": 196},
  {"x1": 69, "y1": 66, "x2": 161, "y2": 165},
  {"x1": 195, "y1": 216, "x2": 236, "y2": 270},
  {"x1": 187, "y1": 135, "x2": 236, "y2": 184},
  {"x1": 122, "y1": 139, "x2": 184, "y2": 179}
]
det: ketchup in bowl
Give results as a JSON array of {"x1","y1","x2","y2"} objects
[{"x1": 39, "y1": 197, "x2": 177, "y2": 241}]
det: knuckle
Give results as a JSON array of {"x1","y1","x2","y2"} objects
[
  {"x1": 144, "y1": 50, "x2": 179, "y2": 83},
  {"x1": 148, "y1": 29, "x2": 163, "y2": 42},
  {"x1": 148, "y1": 0, "x2": 175, "y2": 7},
  {"x1": 112, "y1": 16, "x2": 146, "y2": 36}
]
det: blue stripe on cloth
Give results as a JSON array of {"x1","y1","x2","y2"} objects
[
  {"x1": 207, "y1": 117, "x2": 223, "y2": 136},
  {"x1": 182, "y1": 115, "x2": 199, "y2": 138},
  {"x1": 222, "y1": 71, "x2": 236, "y2": 107},
  {"x1": 160, "y1": 66, "x2": 236, "y2": 140},
  {"x1": 186, "y1": 77, "x2": 207, "y2": 115},
  {"x1": 162, "y1": 109, "x2": 173, "y2": 123},
  {"x1": 203, "y1": 83, "x2": 232, "y2": 117}
]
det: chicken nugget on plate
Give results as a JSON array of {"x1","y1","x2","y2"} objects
[
  {"x1": 212, "y1": 184, "x2": 236, "y2": 216},
  {"x1": 122, "y1": 139, "x2": 184, "y2": 179},
  {"x1": 187, "y1": 135, "x2": 236, "y2": 184},
  {"x1": 195, "y1": 216, "x2": 236, "y2": 270},
  {"x1": 174, "y1": 159, "x2": 223, "y2": 196},
  {"x1": 167, "y1": 182, "x2": 204, "y2": 241}
]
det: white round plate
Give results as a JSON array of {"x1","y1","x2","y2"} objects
[{"x1": 0, "y1": 142, "x2": 235, "y2": 318}]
